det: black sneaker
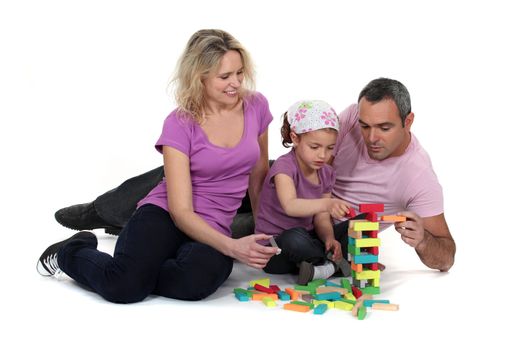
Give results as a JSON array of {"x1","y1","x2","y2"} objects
[
  {"x1": 297, "y1": 261, "x2": 314, "y2": 285},
  {"x1": 55, "y1": 202, "x2": 121, "y2": 235},
  {"x1": 36, "y1": 231, "x2": 96, "y2": 276}
]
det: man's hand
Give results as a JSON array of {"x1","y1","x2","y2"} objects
[{"x1": 394, "y1": 211, "x2": 425, "y2": 248}]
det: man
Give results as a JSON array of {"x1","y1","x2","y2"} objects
[{"x1": 55, "y1": 78, "x2": 455, "y2": 272}]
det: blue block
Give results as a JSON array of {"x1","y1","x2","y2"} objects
[
  {"x1": 235, "y1": 293, "x2": 250, "y2": 302},
  {"x1": 277, "y1": 290, "x2": 291, "y2": 301},
  {"x1": 313, "y1": 303, "x2": 328, "y2": 315},
  {"x1": 325, "y1": 281, "x2": 341, "y2": 287},
  {"x1": 353, "y1": 254, "x2": 378, "y2": 264},
  {"x1": 363, "y1": 299, "x2": 389, "y2": 307},
  {"x1": 315, "y1": 292, "x2": 341, "y2": 301}
]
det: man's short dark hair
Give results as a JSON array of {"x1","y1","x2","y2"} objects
[{"x1": 358, "y1": 78, "x2": 412, "y2": 126}]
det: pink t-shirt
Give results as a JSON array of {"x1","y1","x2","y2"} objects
[
  {"x1": 137, "y1": 92, "x2": 273, "y2": 236},
  {"x1": 332, "y1": 104, "x2": 443, "y2": 230},
  {"x1": 255, "y1": 149, "x2": 336, "y2": 236}
]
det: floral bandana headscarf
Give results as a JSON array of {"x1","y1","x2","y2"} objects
[{"x1": 286, "y1": 100, "x2": 339, "y2": 134}]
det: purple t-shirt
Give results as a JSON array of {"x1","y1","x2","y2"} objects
[
  {"x1": 137, "y1": 92, "x2": 273, "y2": 237},
  {"x1": 255, "y1": 149, "x2": 336, "y2": 236}
]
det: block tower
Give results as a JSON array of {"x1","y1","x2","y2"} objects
[{"x1": 347, "y1": 204, "x2": 384, "y2": 295}]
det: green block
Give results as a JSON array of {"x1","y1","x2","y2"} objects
[
  {"x1": 233, "y1": 288, "x2": 253, "y2": 297},
  {"x1": 348, "y1": 243, "x2": 361, "y2": 256},
  {"x1": 340, "y1": 278, "x2": 351, "y2": 290},
  {"x1": 308, "y1": 279, "x2": 326, "y2": 288},
  {"x1": 357, "y1": 306, "x2": 367, "y2": 320},
  {"x1": 294, "y1": 285, "x2": 316, "y2": 294},
  {"x1": 291, "y1": 300, "x2": 314, "y2": 309},
  {"x1": 361, "y1": 286, "x2": 381, "y2": 295}
]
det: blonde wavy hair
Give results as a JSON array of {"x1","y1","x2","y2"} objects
[{"x1": 169, "y1": 29, "x2": 255, "y2": 123}]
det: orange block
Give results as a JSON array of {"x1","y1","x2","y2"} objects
[
  {"x1": 285, "y1": 288, "x2": 299, "y2": 301},
  {"x1": 252, "y1": 293, "x2": 278, "y2": 301},
  {"x1": 351, "y1": 261, "x2": 363, "y2": 272},
  {"x1": 283, "y1": 303, "x2": 310, "y2": 312},
  {"x1": 381, "y1": 215, "x2": 406, "y2": 222}
]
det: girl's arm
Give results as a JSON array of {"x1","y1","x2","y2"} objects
[
  {"x1": 274, "y1": 174, "x2": 349, "y2": 218},
  {"x1": 248, "y1": 130, "x2": 269, "y2": 219},
  {"x1": 163, "y1": 146, "x2": 278, "y2": 268},
  {"x1": 313, "y1": 193, "x2": 342, "y2": 261}
]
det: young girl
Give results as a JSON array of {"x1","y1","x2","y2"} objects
[{"x1": 255, "y1": 100, "x2": 352, "y2": 285}]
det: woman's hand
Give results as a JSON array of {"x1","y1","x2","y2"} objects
[{"x1": 229, "y1": 233, "x2": 280, "y2": 269}]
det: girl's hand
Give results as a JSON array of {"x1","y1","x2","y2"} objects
[
  {"x1": 327, "y1": 199, "x2": 352, "y2": 219},
  {"x1": 229, "y1": 234, "x2": 280, "y2": 269},
  {"x1": 324, "y1": 238, "x2": 342, "y2": 261}
]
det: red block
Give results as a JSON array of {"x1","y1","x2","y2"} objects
[
  {"x1": 359, "y1": 204, "x2": 385, "y2": 213},
  {"x1": 254, "y1": 284, "x2": 274, "y2": 294},
  {"x1": 366, "y1": 212, "x2": 378, "y2": 222},
  {"x1": 367, "y1": 230, "x2": 379, "y2": 238},
  {"x1": 269, "y1": 284, "x2": 281, "y2": 292},
  {"x1": 347, "y1": 207, "x2": 356, "y2": 218},
  {"x1": 368, "y1": 263, "x2": 378, "y2": 271},
  {"x1": 351, "y1": 286, "x2": 363, "y2": 299}
]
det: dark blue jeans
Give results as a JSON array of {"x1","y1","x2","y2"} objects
[
  {"x1": 263, "y1": 220, "x2": 349, "y2": 275},
  {"x1": 57, "y1": 204, "x2": 233, "y2": 303}
]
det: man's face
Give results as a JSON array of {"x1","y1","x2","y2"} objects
[{"x1": 358, "y1": 98, "x2": 413, "y2": 160}]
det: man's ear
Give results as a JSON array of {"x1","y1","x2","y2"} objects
[{"x1": 404, "y1": 112, "x2": 414, "y2": 131}]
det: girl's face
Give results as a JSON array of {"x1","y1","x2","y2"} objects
[
  {"x1": 291, "y1": 128, "x2": 338, "y2": 171},
  {"x1": 202, "y1": 50, "x2": 244, "y2": 108}
]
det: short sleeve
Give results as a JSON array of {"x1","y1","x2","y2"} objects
[
  {"x1": 405, "y1": 169, "x2": 444, "y2": 217},
  {"x1": 154, "y1": 110, "x2": 193, "y2": 156},
  {"x1": 253, "y1": 92, "x2": 273, "y2": 136},
  {"x1": 267, "y1": 155, "x2": 296, "y2": 186},
  {"x1": 334, "y1": 104, "x2": 359, "y2": 156}
]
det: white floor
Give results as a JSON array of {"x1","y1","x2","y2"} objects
[{"x1": 4, "y1": 218, "x2": 518, "y2": 350}]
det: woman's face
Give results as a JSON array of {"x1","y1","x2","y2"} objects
[{"x1": 202, "y1": 50, "x2": 244, "y2": 108}]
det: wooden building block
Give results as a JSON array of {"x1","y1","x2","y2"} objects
[
  {"x1": 372, "y1": 303, "x2": 399, "y2": 311},
  {"x1": 366, "y1": 212, "x2": 378, "y2": 222},
  {"x1": 290, "y1": 300, "x2": 314, "y2": 309},
  {"x1": 277, "y1": 290, "x2": 291, "y2": 301},
  {"x1": 315, "y1": 292, "x2": 342, "y2": 301},
  {"x1": 380, "y1": 215, "x2": 406, "y2": 222},
  {"x1": 313, "y1": 303, "x2": 329, "y2": 315},
  {"x1": 284, "y1": 288, "x2": 299, "y2": 301},
  {"x1": 262, "y1": 297, "x2": 277, "y2": 307},
  {"x1": 313, "y1": 300, "x2": 335, "y2": 309},
  {"x1": 353, "y1": 253, "x2": 378, "y2": 264},
  {"x1": 356, "y1": 270, "x2": 380, "y2": 280},
  {"x1": 249, "y1": 278, "x2": 270, "y2": 288},
  {"x1": 334, "y1": 300, "x2": 354, "y2": 311},
  {"x1": 351, "y1": 261, "x2": 363, "y2": 272},
  {"x1": 355, "y1": 238, "x2": 381, "y2": 248},
  {"x1": 353, "y1": 221, "x2": 380, "y2": 231},
  {"x1": 363, "y1": 299, "x2": 390, "y2": 307},
  {"x1": 316, "y1": 286, "x2": 348, "y2": 295},
  {"x1": 252, "y1": 293, "x2": 278, "y2": 301},
  {"x1": 359, "y1": 204, "x2": 385, "y2": 213},
  {"x1": 254, "y1": 283, "x2": 274, "y2": 294},
  {"x1": 283, "y1": 303, "x2": 310, "y2": 313},
  {"x1": 357, "y1": 306, "x2": 367, "y2": 320}
]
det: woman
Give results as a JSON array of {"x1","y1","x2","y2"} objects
[{"x1": 37, "y1": 29, "x2": 279, "y2": 303}]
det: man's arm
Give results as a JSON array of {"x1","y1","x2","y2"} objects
[{"x1": 396, "y1": 212, "x2": 456, "y2": 272}]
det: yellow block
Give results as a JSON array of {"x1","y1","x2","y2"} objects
[
  {"x1": 249, "y1": 278, "x2": 270, "y2": 287},
  {"x1": 355, "y1": 238, "x2": 381, "y2": 248},
  {"x1": 313, "y1": 300, "x2": 335, "y2": 309},
  {"x1": 356, "y1": 270, "x2": 380, "y2": 280},
  {"x1": 262, "y1": 297, "x2": 277, "y2": 307},
  {"x1": 334, "y1": 300, "x2": 354, "y2": 311},
  {"x1": 343, "y1": 293, "x2": 356, "y2": 302},
  {"x1": 353, "y1": 221, "x2": 379, "y2": 231}
]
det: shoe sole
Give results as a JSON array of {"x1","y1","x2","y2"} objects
[
  {"x1": 36, "y1": 231, "x2": 96, "y2": 276},
  {"x1": 55, "y1": 214, "x2": 121, "y2": 235},
  {"x1": 297, "y1": 261, "x2": 314, "y2": 285}
]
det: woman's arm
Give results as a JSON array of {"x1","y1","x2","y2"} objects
[
  {"x1": 248, "y1": 130, "x2": 269, "y2": 218},
  {"x1": 163, "y1": 146, "x2": 278, "y2": 268}
]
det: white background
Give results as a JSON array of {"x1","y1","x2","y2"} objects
[{"x1": 1, "y1": 0, "x2": 523, "y2": 349}]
